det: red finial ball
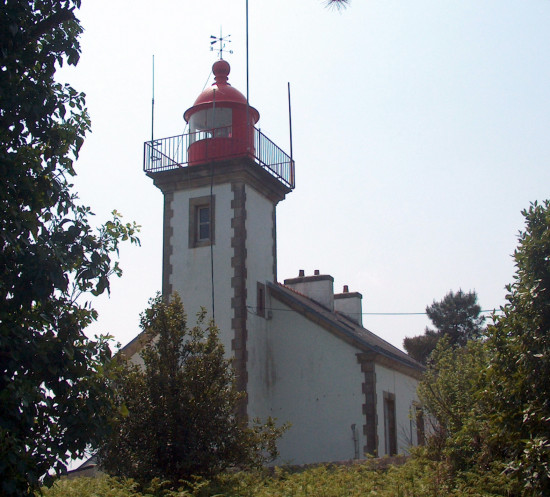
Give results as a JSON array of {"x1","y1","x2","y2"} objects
[{"x1": 212, "y1": 59, "x2": 230, "y2": 84}]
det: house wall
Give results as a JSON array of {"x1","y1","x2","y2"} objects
[
  {"x1": 374, "y1": 363, "x2": 420, "y2": 455},
  {"x1": 264, "y1": 296, "x2": 367, "y2": 465}
]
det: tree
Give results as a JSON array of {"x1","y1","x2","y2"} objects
[
  {"x1": 0, "y1": 2, "x2": 139, "y2": 496},
  {"x1": 403, "y1": 331, "x2": 440, "y2": 366},
  {"x1": 404, "y1": 290, "x2": 485, "y2": 364},
  {"x1": 99, "y1": 294, "x2": 286, "y2": 486},
  {"x1": 417, "y1": 201, "x2": 550, "y2": 496},
  {"x1": 418, "y1": 338, "x2": 492, "y2": 471},
  {"x1": 486, "y1": 200, "x2": 550, "y2": 496},
  {"x1": 425, "y1": 290, "x2": 485, "y2": 346}
]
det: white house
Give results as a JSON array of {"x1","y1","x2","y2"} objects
[{"x1": 127, "y1": 58, "x2": 424, "y2": 464}]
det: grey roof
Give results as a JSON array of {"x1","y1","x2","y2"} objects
[{"x1": 268, "y1": 282, "x2": 424, "y2": 375}]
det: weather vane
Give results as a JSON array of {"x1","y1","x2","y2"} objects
[{"x1": 210, "y1": 29, "x2": 233, "y2": 59}]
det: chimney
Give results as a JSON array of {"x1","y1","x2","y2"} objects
[
  {"x1": 334, "y1": 285, "x2": 363, "y2": 326},
  {"x1": 284, "y1": 270, "x2": 334, "y2": 310}
]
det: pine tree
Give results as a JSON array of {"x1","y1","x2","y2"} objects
[{"x1": 404, "y1": 290, "x2": 485, "y2": 364}]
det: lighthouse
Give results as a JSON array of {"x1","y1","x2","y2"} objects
[
  {"x1": 141, "y1": 57, "x2": 424, "y2": 465},
  {"x1": 144, "y1": 58, "x2": 294, "y2": 416}
]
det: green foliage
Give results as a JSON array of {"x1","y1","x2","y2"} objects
[
  {"x1": 41, "y1": 455, "x2": 518, "y2": 497},
  {"x1": 403, "y1": 331, "x2": 439, "y2": 366},
  {"x1": 41, "y1": 476, "x2": 143, "y2": 497},
  {"x1": 0, "y1": 2, "x2": 140, "y2": 496},
  {"x1": 426, "y1": 290, "x2": 485, "y2": 346},
  {"x1": 404, "y1": 290, "x2": 485, "y2": 364},
  {"x1": 416, "y1": 200, "x2": 550, "y2": 496},
  {"x1": 418, "y1": 339, "x2": 492, "y2": 472},
  {"x1": 486, "y1": 200, "x2": 550, "y2": 496},
  {"x1": 99, "y1": 294, "x2": 286, "y2": 486}
]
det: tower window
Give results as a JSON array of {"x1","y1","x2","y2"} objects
[
  {"x1": 189, "y1": 195, "x2": 215, "y2": 248},
  {"x1": 189, "y1": 108, "x2": 232, "y2": 144}
]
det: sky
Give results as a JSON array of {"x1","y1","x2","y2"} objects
[{"x1": 58, "y1": 0, "x2": 550, "y2": 352}]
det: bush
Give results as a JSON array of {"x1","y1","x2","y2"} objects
[{"x1": 43, "y1": 456, "x2": 518, "y2": 497}]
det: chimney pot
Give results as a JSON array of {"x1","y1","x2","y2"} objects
[
  {"x1": 343, "y1": 285, "x2": 349, "y2": 293},
  {"x1": 299, "y1": 269, "x2": 305, "y2": 277},
  {"x1": 314, "y1": 269, "x2": 320, "y2": 276}
]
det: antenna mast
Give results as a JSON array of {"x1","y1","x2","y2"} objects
[
  {"x1": 246, "y1": 0, "x2": 250, "y2": 152},
  {"x1": 288, "y1": 82, "x2": 294, "y2": 165},
  {"x1": 151, "y1": 55, "x2": 155, "y2": 143}
]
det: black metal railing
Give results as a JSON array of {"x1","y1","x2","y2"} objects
[
  {"x1": 144, "y1": 134, "x2": 187, "y2": 171},
  {"x1": 143, "y1": 126, "x2": 295, "y2": 190}
]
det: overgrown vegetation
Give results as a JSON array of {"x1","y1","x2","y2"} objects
[
  {"x1": 98, "y1": 294, "x2": 286, "y2": 486},
  {"x1": 42, "y1": 454, "x2": 518, "y2": 497},
  {"x1": 486, "y1": 200, "x2": 550, "y2": 495},
  {"x1": 418, "y1": 339, "x2": 490, "y2": 471}
]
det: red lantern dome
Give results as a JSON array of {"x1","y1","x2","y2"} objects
[{"x1": 184, "y1": 60, "x2": 259, "y2": 165}]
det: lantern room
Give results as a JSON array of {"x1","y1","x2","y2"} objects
[
  {"x1": 144, "y1": 58, "x2": 294, "y2": 191},
  {"x1": 183, "y1": 59, "x2": 260, "y2": 166}
]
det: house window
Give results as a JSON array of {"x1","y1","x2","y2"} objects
[
  {"x1": 257, "y1": 282, "x2": 266, "y2": 317},
  {"x1": 383, "y1": 391, "x2": 397, "y2": 456},
  {"x1": 189, "y1": 195, "x2": 215, "y2": 248}
]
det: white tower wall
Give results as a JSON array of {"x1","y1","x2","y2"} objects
[
  {"x1": 168, "y1": 183, "x2": 234, "y2": 353},
  {"x1": 244, "y1": 185, "x2": 277, "y2": 422}
]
